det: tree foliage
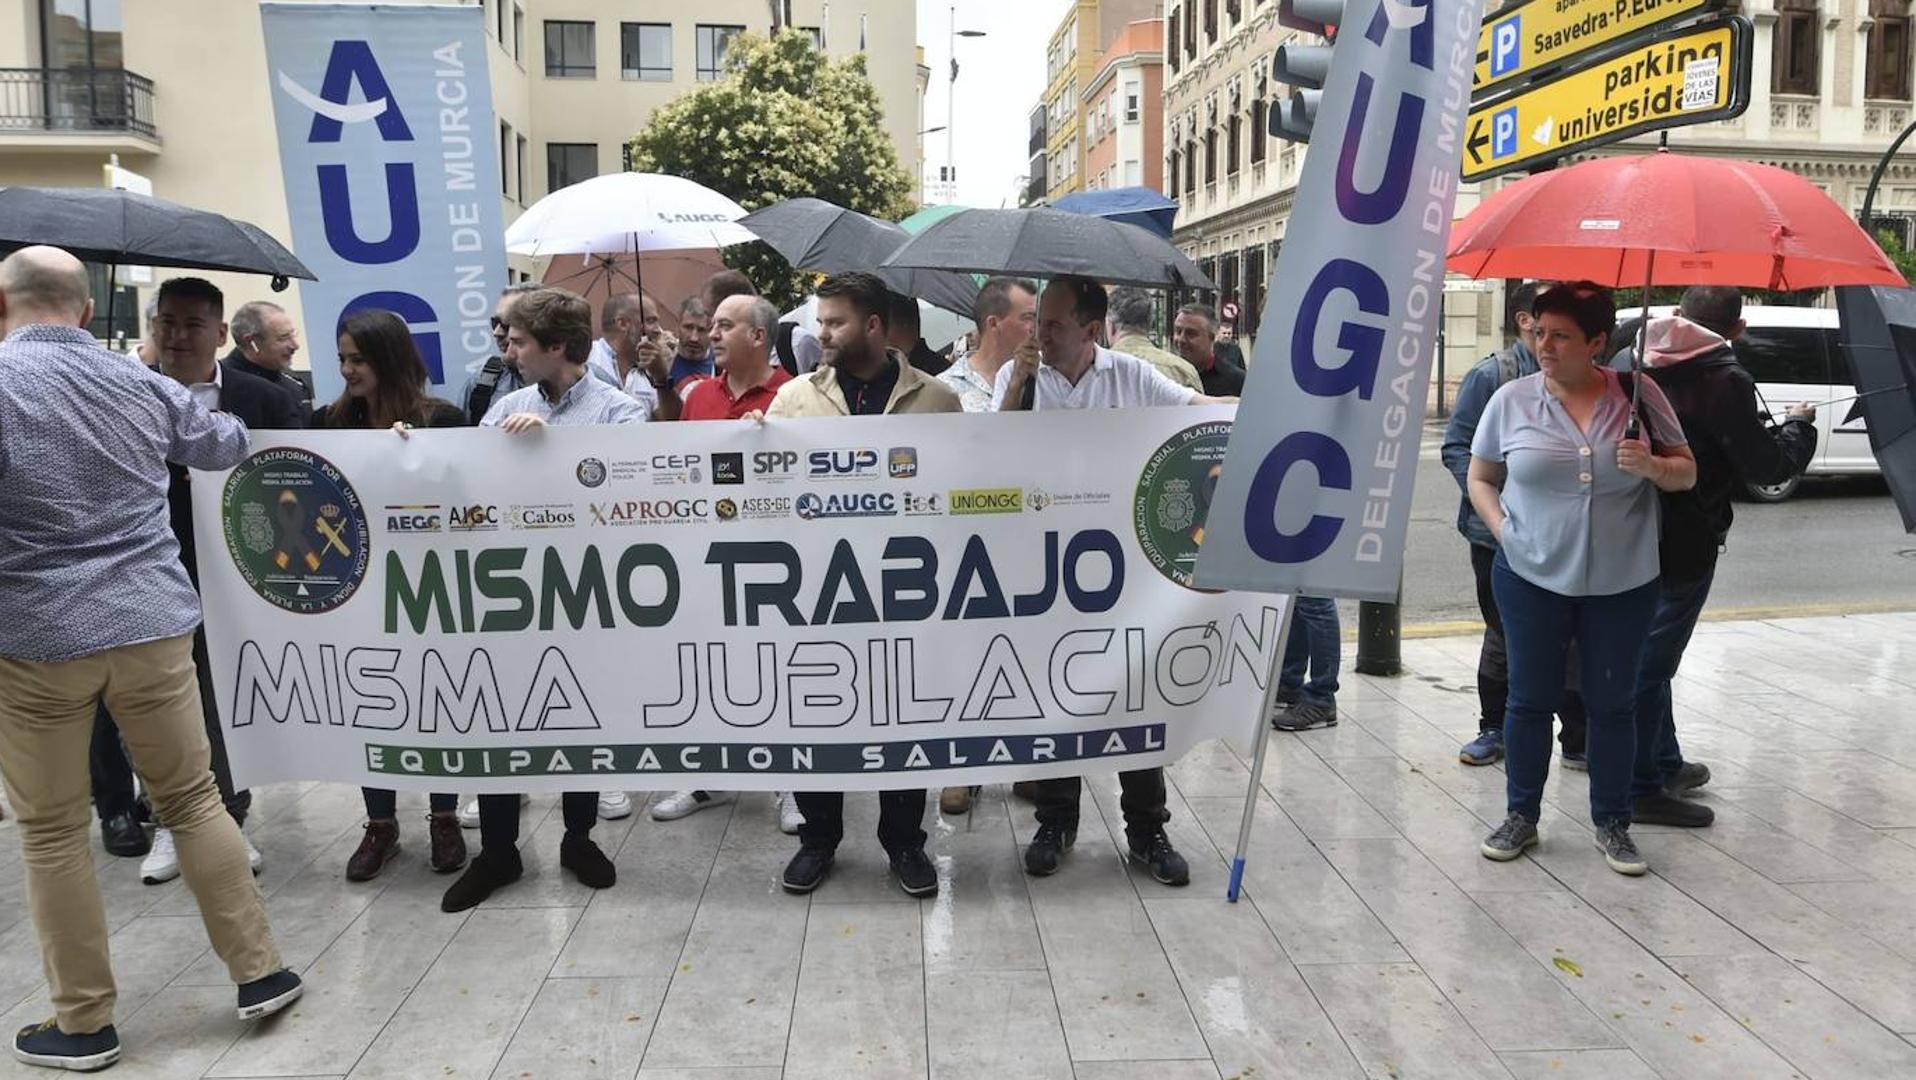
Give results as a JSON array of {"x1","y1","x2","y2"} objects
[
  {"x1": 627, "y1": 30, "x2": 916, "y2": 309},
  {"x1": 1877, "y1": 228, "x2": 1916, "y2": 285}
]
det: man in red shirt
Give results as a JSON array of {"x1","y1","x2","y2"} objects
[{"x1": 679, "y1": 294, "x2": 792, "y2": 420}]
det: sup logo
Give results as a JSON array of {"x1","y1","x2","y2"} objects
[
  {"x1": 221, "y1": 447, "x2": 371, "y2": 613},
  {"x1": 1134, "y1": 421, "x2": 1232, "y2": 590}
]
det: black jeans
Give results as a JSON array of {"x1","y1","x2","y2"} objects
[
  {"x1": 362, "y1": 788, "x2": 458, "y2": 820},
  {"x1": 1033, "y1": 768, "x2": 1170, "y2": 847},
  {"x1": 1471, "y1": 543, "x2": 1588, "y2": 753},
  {"x1": 92, "y1": 626, "x2": 250, "y2": 825},
  {"x1": 478, "y1": 792, "x2": 596, "y2": 855},
  {"x1": 795, "y1": 790, "x2": 927, "y2": 854},
  {"x1": 1631, "y1": 570, "x2": 1715, "y2": 798}
]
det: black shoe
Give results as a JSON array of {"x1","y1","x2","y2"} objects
[
  {"x1": 236, "y1": 969, "x2": 303, "y2": 1021},
  {"x1": 889, "y1": 845, "x2": 939, "y2": 898},
  {"x1": 440, "y1": 848, "x2": 524, "y2": 912},
  {"x1": 1633, "y1": 793, "x2": 1715, "y2": 828},
  {"x1": 559, "y1": 834, "x2": 616, "y2": 889},
  {"x1": 782, "y1": 847, "x2": 835, "y2": 894},
  {"x1": 1272, "y1": 699, "x2": 1338, "y2": 731},
  {"x1": 1127, "y1": 829, "x2": 1191, "y2": 886},
  {"x1": 1664, "y1": 761, "x2": 1712, "y2": 796},
  {"x1": 13, "y1": 1018, "x2": 120, "y2": 1071},
  {"x1": 100, "y1": 811, "x2": 149, "y2": 858},
  {"x1": 1024, "y1": 822, "x2": 1075, "y2": 877}
]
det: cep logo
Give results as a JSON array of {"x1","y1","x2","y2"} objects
[
  {"x1": 651, "y1": 453, "x2": 702, "y2": 471},
  {"x1": 383, "y1": 504, "x2": 442, "y2": 532},
  {"x1": 808, "y1": 448, "x2": 880, "y2": 479},
  {"x1": 754, "y1": 450, "x2": 799, "y2": 477},
  {"x1": 1489, "y1": 16, "x2": 1521, "y2": 77}
]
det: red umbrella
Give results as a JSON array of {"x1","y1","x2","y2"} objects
[{"x1": 1447, "y1": 150, "x2": 1904, "y2": 291}]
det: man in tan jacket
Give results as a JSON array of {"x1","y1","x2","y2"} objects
[
  {"x1": 1108, "y1": 286, "x2": 1202, "y2": 392},
  {"x1": 767, "y1": 272, "x2": 959, "y2": 899}
]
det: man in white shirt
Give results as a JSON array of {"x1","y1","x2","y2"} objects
[
  {"x1": 996, "y1": 275, "x2": 1235, "y2": 886},
  {"x1": 586, "y1": 293, "x2": 675, "y2": 420},
  {"x1": 937, "y1": 276, "x2": 1036, "y2": 415}
]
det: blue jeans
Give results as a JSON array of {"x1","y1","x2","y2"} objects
[
  {"x1": 1631, "y1": 569, "x2": 1715, "y2": 798},
  {"x1": 1280, "y1": 596, "x2": 1341, "y2": 706},
  {"x1": 1492, "y1": 554, "x2": 1659, "y2": 827}
]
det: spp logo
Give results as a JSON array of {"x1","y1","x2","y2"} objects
[
  {"x1": 808, "y1": 448, "x2": 880, "y2": 480},
  {"x1": 888, "y1": 446, "x2": 919, "y2": 479},
  {"x1": 447, "y1": 504, "x2": 499, "y2": 531},
  {"x1": 1489, "y1": 16, "x2": 1521, "y2": 78},
  {"x1": 712, "y1": 452, "x2": 745, "y2": 485},
  {"x1": 753, "y1": 450, "x2": 800, "y2": 480},
  {"x1": 383, "y1": 504, "x2": 442, "y2": 532},
  {"x1": 795, "y1": 491, "x2": 897, "y2": 520}
]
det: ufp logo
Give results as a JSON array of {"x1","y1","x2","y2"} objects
[
  {"x1": 1489, "y1": 16, "x2": 1521, "y2": 77},
  {"x1": 808, "y1": 448, "x2": 880, "y2": 479},
  {"x1": 888, "y1": 446, "x2": 919, "y2": 479}
]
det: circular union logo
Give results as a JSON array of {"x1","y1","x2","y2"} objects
[
  {"x1": 576, "y1": 457, "x2": 608, "y2": 488},
  {"x1": 1134, "y1": 420, "x2": 1232, "y2": 590},
  {"x1": 715, "y1": 498, "x2": 739, "y2": 521},
  {"x1": 221, "y1": 447, "x2": 371, "y2": 614},
  {"x1": 794, "y1": 493, "x2": 823, "y2": 520}
]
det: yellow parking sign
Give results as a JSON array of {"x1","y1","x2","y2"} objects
[{"x1": 1476, "y1": 0, "x2": 1723, "y2": 97}]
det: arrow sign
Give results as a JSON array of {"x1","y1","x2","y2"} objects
[
  {"x1": 1475, "y1": 0, "x2": 1722, "y2": 99},
  {"x1": 1462, "y1": 15, "x2": 1752, "y2": 183}
]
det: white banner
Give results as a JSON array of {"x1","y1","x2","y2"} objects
[
  {"x1": 1196, "y1": 0, "x2": 1483, "y2": 601},
  {"x1": 191, "y1": 410, "x2": 1284, "y2": 793}
]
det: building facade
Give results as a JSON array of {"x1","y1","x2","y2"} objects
[
  {"x1": 1042, "y1": 0, "x2": 1160, "y2": 202},
  {"x1": 0, "y1": 0, "x2": 922, "y2": 347},
  {"x1": 1083, "y1": 19, "x2": 1165, "y2": 192}
]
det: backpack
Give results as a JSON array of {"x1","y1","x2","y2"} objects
[
  {"x1": 466, "y1": 355, "x2": 507, "y2": 425},
  {"x1": 1620, "y1": 371, "x2": 1715, "y2": 577}
]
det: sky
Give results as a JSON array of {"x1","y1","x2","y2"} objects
[{"x1": 915, "y1": 0, "x2": 1073, "y2": 207}]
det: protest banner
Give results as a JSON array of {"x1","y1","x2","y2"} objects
[{"x1": 191, "y1": 409, "x2": 1283, "y2": 793}]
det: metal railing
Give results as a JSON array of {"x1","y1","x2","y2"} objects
[{"x1": 0, "y1": 68, "x2": 157, "y2": 138}]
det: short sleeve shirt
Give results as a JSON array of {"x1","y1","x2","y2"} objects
[
  {"x1": 680, "y1": 368, "x2": 793, "y2": 420},
  {"x1": 1472, "y1": 368, "x2": 1687, "y2": 596},
  {"x1": 988, "y1": 345, "x2": 1198, "y2": 411},
  {"x1": 937, "y1": 359, "x2": 998, "y2": 413}
]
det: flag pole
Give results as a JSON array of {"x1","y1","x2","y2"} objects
[{"x1": 1228, "y1": 600, "x2": 1295, "y2": 902}]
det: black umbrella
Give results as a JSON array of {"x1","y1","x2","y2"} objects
[
  {"x1": 0, "y1": 186, "x2": 314, "y2": 282},
  {"x1": 737, "y1": 198, "x2": 979, "y2": 318},
  {"x1": 1835, "y1": 285, "x2": 1916, "y2": 532},
  {"x1": 880, "y1": 206, "x2": 1216, "y2": 291}
]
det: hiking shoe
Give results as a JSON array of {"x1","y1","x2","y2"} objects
[
  {"x1": 440, "y1": 847, "x2": 523, "y2": 912},
  {"x1": 776, "y1": 792, "x2": 804, "y2": 835},
  {"x1": 782, "y1": 847, "x2": 835, "y2": 894},
  {"x1": 1560, "y1": 751, "x2": 1589, "y2": 772},
  {"x1": 1024, "y1": 822, "x2": 1075, "y2": 877},
  {"x1": 1595, "y1": 822, "x2": 1648, "y2": 875},
  {"x1": 140, "y1": 827, "x2": 179, "y2": 885},
  {"x1": 597, "y1": 791, "x2": 633, "y2": 821},
  {"x1": 237, "y1": 969, "x2": 303, "y2": 1021},
  {"x1": 1633, "y1": 793, "x2": 1714, "y2": 828},
  {"x1": 428, "y1": 812, "x2": 467, "y2": 874},
  {"x1": 13, "y1": 1019, "x2": 119, "y2": 1071},
  {"x1": 650, "y1": 790, "x2": 734, "y2": 821},
  {"x1": 1127, "y1": 829, "x2": 1191, "y2": 886},
  {"x1": 890, "y1": 845, "x2": 939, "y2": 897},
  {"x1": 939, "y1": 786, "x2": 973, "y2": 816},
  {"x1": 1272, "y1": 699, "x2": 1338, "y2": 731},
  {"x1": 559, "y1": 835, "x2": 616, "y2": 889},
  {"x1": 1480, "y1": 812, "x2": 1540, "y2": 861},
  {"x1": 100, "y1": 811, "x2": 149, "y2": 859},
  {"x1": 1665, "y1": 761, "x2": 1712, "y2": 796},
  {"x1": 1459, "y1": 729, "x2": 1505, "y2": 765},
  {"x1": 345, "y1": 820, "x2": 400, "y2": 882}
]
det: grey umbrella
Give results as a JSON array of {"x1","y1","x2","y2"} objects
[
  {"x1": 736, "y1": 198, "x2": 979, "y2": 317},
  {"x1": 0, "y1": 186, "x2": 314, "y2": 282},
  {"x1": 1835, "y1": 285, "x2": 1916, "y2": 532},
  {"x1": 879, "y1": 206, "x2": 1215, "y2": 290}
]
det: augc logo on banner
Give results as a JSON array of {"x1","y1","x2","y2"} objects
[{"x1": 261, "y1": 3, "x2": 507, "y2": 402}]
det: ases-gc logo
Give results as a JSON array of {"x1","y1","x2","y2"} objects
[
  {"x1": 221, "y1": 447, "x2": 371, "y2": 614},
  {"x1": 576, "y1": 458, "x2": 608, "y2": 488}
]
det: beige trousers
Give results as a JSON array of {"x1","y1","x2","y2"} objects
[{"x1": 0, "y1": 634, "x2": 281, "y2": 1033}]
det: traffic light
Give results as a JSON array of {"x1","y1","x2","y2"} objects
[
  {"x1": 1270, "y1": 0, "x2": 1346, "y2": 143},
  {"x1": 1277, "y1": 0, "x2": 1343, "y2": 37}
]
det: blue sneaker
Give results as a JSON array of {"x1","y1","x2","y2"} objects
[
  {"x1": 1459, "y1": 729, "x2": 1504, "y2": 765},
  {"x1": 14, "y1": 1018, "x2": 120, "y2": 1071}
]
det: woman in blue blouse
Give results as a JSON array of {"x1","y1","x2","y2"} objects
[{"x1": 1467, "y1": 283, "x2": 1696, "y2": 875}]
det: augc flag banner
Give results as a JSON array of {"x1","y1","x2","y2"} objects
[
  {"x1": 1195, "y1": 0, "x2": 1484, "y2": 601},
  {"x1": 190, "y1": 411, "x2": 1284, "y2": 793}
]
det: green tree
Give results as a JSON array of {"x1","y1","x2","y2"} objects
[
  {"x1": 1877, "y1": 228, "x2": 1916, "y2": 285},
  {"x1": 626, "y1": 30, "x2": 915, "y2": 310}
]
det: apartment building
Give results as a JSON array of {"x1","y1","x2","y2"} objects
[
  {"x1": 1042, "y1": 0, "x2": 1160, "y2": 202},
  {"x1": 1082, "y1": 19, "x2": 1165, "y2": 192}
]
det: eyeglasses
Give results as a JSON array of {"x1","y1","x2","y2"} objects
[{"x1": 489, "y1": 316, "x2": 505, "y2": 331}]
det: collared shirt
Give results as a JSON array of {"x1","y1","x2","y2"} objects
[
  {"x1": 479, "y1": 368, "x2": 647, "y2": 427},
  {"x1": 1472, "y1": 368, "x2": 1686, "y2": 597},
  {"x1": 838, "y1": 357, "x2": 902, "y2": 416},
  {"x1": 619, "y1": 369, "x2": 660, "y2": 420},
  {"x1": 1111, "y1": 332, "x2": 1203, "y2": 392},
  {"x1": 182, "y1": 359, "x2": 222, "y2": 413},
  {"x1": 989, "y1": 344, "x2": 1197, "y2": 412},
  {"x1": 585, "y1": 338, "x2": 627, "y2": 389},
  {"x1": 681, "y1": 366, "x2": 792, "y2": 420},
  {"x1": 668, "y1": 350, "x2": 715, "y2": 386},
  {"x1": 937, "y1": 356, "x2": 1001, "y2": 413},
  {"x1": 1199, "y1": 351, "x2": 1247, "y2": 397},
  {"x1": 0, "y1": 324, "x2": 250, "y2": 661}
]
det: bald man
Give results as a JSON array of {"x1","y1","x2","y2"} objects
[{"x1": 0, "y1": 246, "x2": 301, "y2": 1070}]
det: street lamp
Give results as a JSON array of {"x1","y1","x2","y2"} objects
[{"x1": 947, "y1": 6, "x2": 987, "y2": 198}]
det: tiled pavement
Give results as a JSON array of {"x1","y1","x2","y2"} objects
[{"x1": 2, "y1": 612, "x2": 1914, "y2": 1079}]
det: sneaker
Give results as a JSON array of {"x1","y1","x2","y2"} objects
[
  {"x1": 440, "y1": 847, "x2": 524, "y2": 912},
  {"x1": 1269, "y1": 686, "x2": 1301, "y2": 724},
  {"x1": 890, "y1": 845, "x2": 939, "y2": 897},
  {"x1": 1595, "y1": 822, "x2": 1648, "y2": 875},
  {"x1": 1459, "y1": 729, "x2": 1505, "y2": 766},
  {"x1": 458, "y1": 793, "x2": 530, "y2": 829},
  {"x1": 1560, "y1": 751, "x2": 1589, "y2": 772},
  {"x1": 244, "y1": 834, "x2": 263, "y2": 876},
  {"x1": 345, "y1": 820, "x2": 400, "y2": 882},
  {"x1": 1024, "y1": 822, "x2": 1075, "y2": 877},
  {"x1": 428, "y1": 812, "x2": 467, "y2": 873},
  {"x1": 776, "y1": 792, "x2": 804, "y2": 835},
  {"x1": 1127, "y1": 829, "x2": 1192, "y2": 886},
  {"x1": 1480, "y1": 812, "x2": 1540, "y2": 861},
  {"x1": 598, "y1": 791, "x2": 633, "y2": 821},
  {"x1": 100, "y1": 810, "x2": 150, "y2": 858},
  {"x1": 939, "y1": 786, "x2": 973, "y2": 816},
  {"x1": 1272, "y1": 699, "x2": 1338, "y2": 731},
  {"x1": 781, "y1": 847, "x2": 835, "y2": 894},
  {"x1": 1633, "y1": 793, "x2": 1714, "y2": 828},
  {"x1": 1664, "y1": 761, "x2": 1712, "y2": 796},
  {"x1": 559, "y1": 835, "x2": 616, "y2": 889},
  {"x1": 650, "y1": 790, "x2": 734, "y2": 821},
  {"x1": 236, "y1": 969, "x2": 303, "y2": 1021},
  {"x1": 12, "y1": 1018, "x2": 119, "y2": 1071},
  {"x1": 140, "y1": 827, "x2": 179, "y2": 885}
]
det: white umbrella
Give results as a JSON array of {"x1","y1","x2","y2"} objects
[
  {"x1": 781, "y1": 295, "x2": 967, "y2": 352},
  {"x1": 505, "y1": 172, "x2": 755, "y2": 257}
]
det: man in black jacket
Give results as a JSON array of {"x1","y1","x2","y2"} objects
[
  {"x1": 1629, "y1": 286, "x2": 1817, "y2": 826},
  {"x1": 224, "y1": 300, "x2": 311, "y2": 423}
]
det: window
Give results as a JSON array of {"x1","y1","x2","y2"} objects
[
  {"x1": 1125, "y1": 84, "x2": 1140, "y2": 122},
  {"x1": 621, "y1": 22, "x2": 671, "y2": 80},
  {"x1": 1227, "y1": 114, "x2": 1241, "y2": 175},
  {"x1": 1184, "y1": 139, "x2": 1197, "y2": 194},
  {"x1": 1732, "y1": 327, "x2": 1832, "y2": 385},
  {"x1": 37, "y1": 0, "x2": 128, "y2": 126},
  {"x1": 1244, "y1": 245, "x2": 1265, "y2": 332},
  {"x1": 798, "y1": 25, "x2": 824, "y2": 49},
  {"x1": 1185, "y1": 3, "x2": 1198, "y2": 59},
  {"x1": 1168, "y1": 10, "x2": 1181, "y2": 73},
  {"x1": 499, "y1": 120, "x2": 512, "y2": 196},
  {"x1": 1251, "y1": 99, "x2": 1268, "y2": 162},
  {"x1": 544, "y1": 20, "x2": 596, "y2": 77},
  {"x1": 1168, "y1": 147, "x2": 1181, "y2": 191},
  {"x1": 1204, "y1": 127, "x2": 1217, "y2": 184},
  {"x1": 698, "y1": 24, "x2": 744, "y2": 80},
  {"x1": 516, "y1": 134, "x2": 527, "y2": 199},
  {"x1": 547, "y1": 143, "x2": 597, "y2": 192},
  {"x1": 1124, "y1": 159, "x2": 1142, "y2": 186},
  {"x1": 1869, "y1": 0, "x2": 1912, "y2": 101},
  {"x1": 1773, "y1": 0, "x2": 1819, "y2": 95},
  {"x1": 512, "y1": 5, "x2": 525, "y2": 62},
  {"x1": 493, "y1": 0, "x2": 505, "y2": 42},
  {"x1": 1227, "y1": 0, "x2": 1242, "y2": 19},
  {"x1": 1205, "y1": 0, "x2": 1219, "y2": 43}
]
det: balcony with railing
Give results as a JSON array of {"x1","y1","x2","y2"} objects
[{"x1": 0, "y1": 68, "x2": 160, "y2": 152}]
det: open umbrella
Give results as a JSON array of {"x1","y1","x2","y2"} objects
[
  {"x1": 0, "y1": 186, "x2": 314, "y2": 281},
  {"x1": 505, "y1": 173, "x2": 754, "y2": 257},
  {"x1": 737, "y1": 198, "x2": 979, "y2": 317},
  {"x1": 882, "y1": 206, "x2": 1214, "y2": 290},
  {"x1": 1834, "y1": 286, "x2": 1916, "y2": 532},
  {"x1": 1050, "y1": 187, "x2": 1180, "y2": 239}
]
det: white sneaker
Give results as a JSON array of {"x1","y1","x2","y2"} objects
[
  {"x1": 598, "y1": 791, "x2": 633, "y2": 820},
  {"x1": 140, "y1": 827, "x2": 179, "y2": 885},
  {"x1": 243, "y1": 833, "x2": 263, "y2": 876},
  {"x1": 458, "y1": 793, "x2": 530, "y2": 828},
  {"x1": 649, "y1": 790, "x2": 734, "y2": 821},
  {"x1": 776, "y1": 792, "x2": 804, "y2": 835}
]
